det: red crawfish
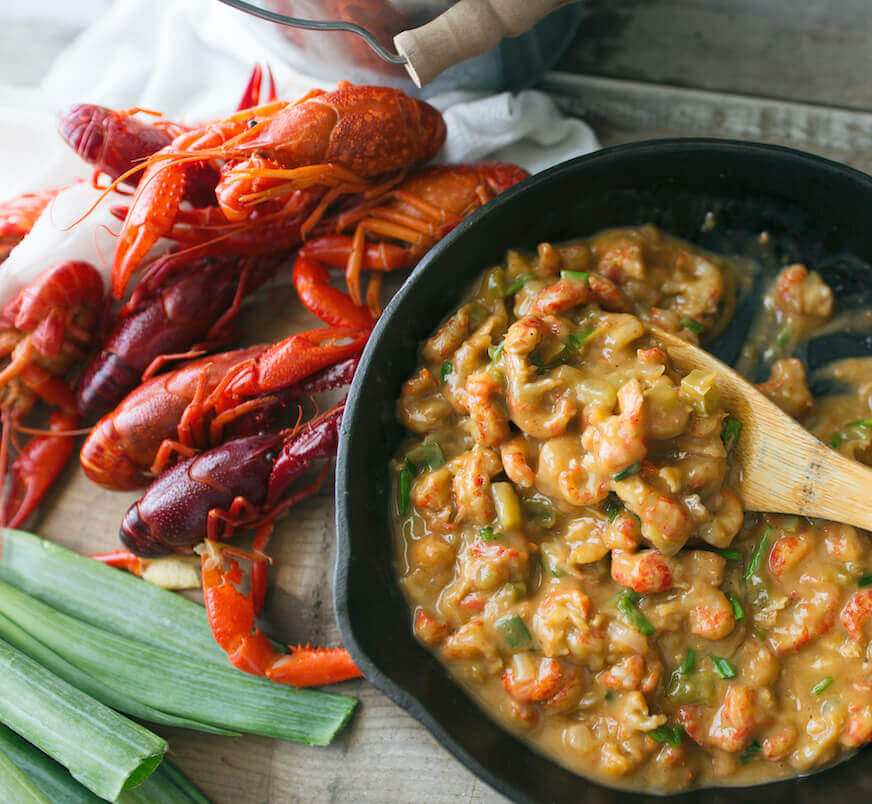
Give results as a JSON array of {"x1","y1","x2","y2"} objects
[
  {"x1": 0, "y1": 188, "x2": 61, "y2": 263},
  {"x1": 299, "y1": 161, "x2": 530, "y2": 312},
  {"x1": 74, "y1": 250, "x2": 284, "y2": 422},
  {"x1": 109, "y1": 81, "x2": 446, "y2": 298},
  {"x1": 0, "y1": 261, "x2": 104, "y2": 526},
  {"x1": 79, "y1": 251, "x2": 372, "y2": 487},
  {"x1": 57, "y1": 63, "x2": 278, "y2": 208},
  {"x1": 112, "y1": 402, "x2": 362, "y2": 687},
  {"x1": 80, "y1": 350, "x2": 359, "y2": 490}
]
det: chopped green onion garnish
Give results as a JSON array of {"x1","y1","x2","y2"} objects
[
  {"x1": 647, "y1": 724, "x2": 684, "y2": 748},
  {"x1": 560, "y1": 269, "x2": 589, "y2": 283},
  {"x1": 604, "y1": 690, "x2": 614, "y2": 701},
  {"x1": 744, "y1": 525, "x2": 772, "y2": 580},
  {"x1": 812, "y1": 676, "x2": 834, "y2": 695},
  {"x1": 540, "y1": 329, "x2": 598, "y2": 370},
  {"x1": 606, "y1": 497, "x2": 623, "y2": 523},
  {"x1": 560, "y1": 332, "x2": 584, "y2": 357},
  {"x1": 613, "y1": 462, "x2": 642, "y2": 481},
  {"x1": 398, "y1": 464, "x2": 413, "y2": 516},
  {"x1": 529, "y1": 350, "x2": 542, "y2": 367},
  {"x1": 488, "y1": 342, "x2": 504, "y2": 362},
  {"x1": 847, "y1": 418, "x2": 872, "y2": 428},
  {"x1": 680, "y1": 317, "x2": 704, "y2": 335},
  {"x1": 405, "y1": 442, "x2": 445, "y2": 472},
  {"x1": 479, "y1": 526, "x2": 501, "y2": 542},
  {"x1": 617, "y1": 592, "x2": 655, "y2": 636},
  {"x1": 739, "y1": 740, "x2": 761, "y2": 765},
  {"x1": 775, "y1": 327, "x2": 791, "y2": 346},
  {"x1": 496, "y1": 615, "x2": 532, "y2": 649},
  {"x1": 722, "y1": 416, "x2": 742, "y2": 452},
  {"x1": 679, "y1": 649, "x2": 696, "y2": 675},
  {"x1": 719, "y1": 548, "x2": 743, "y2": 561},
  {"x1": 440, "y1": 361, "x2": 452, "y2": 384},
  {"x1": 503, "y1": 273, "x2": 533, "y2": 297},
  {"x1": 831, "y1": 432, "x2": 844, "y2": 448},
  {"x1": 859, "y1": 575, "x2": 872, "y2": 587},
  {"x1": 727, "y1": 593, "x2": 745, "y2": 622},
  {"x1": 710, "y1": 655, "x2": 736, "y2": 679}
]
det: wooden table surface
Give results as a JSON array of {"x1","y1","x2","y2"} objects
[{"x1": 4, "y1": 2, "x2": 872, "y2": 802}]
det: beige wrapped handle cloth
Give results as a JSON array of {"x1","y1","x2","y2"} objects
[{"x1": 394, "y1": 0, "x2": 578, "y2": 87}]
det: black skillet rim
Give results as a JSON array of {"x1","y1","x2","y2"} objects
[{"x1": 334, "y1": 139, "x2": 872, "y2": 803}]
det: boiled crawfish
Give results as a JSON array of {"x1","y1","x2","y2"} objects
[
  {"x1": 105, "y1": 402, "x2": 362, "y2": 687},
  {"x1": 57, "y1": 62, "x2": 278, "y2": 208},
  {"x1": 109, "y1": 82, "x2": 446, "y2": 297},
  {"x1": 0, "y1": 189, "x2": 60, "y2": 263},
  {"x1": 80, "y1": 251, "x2": 372, "y2": 487},
  {"x1": 300, "y1": 161, "x2": 530, "y2": 311},
  {"x1": 75, "y1": 250, "x2": 285, "y2": 421},
  {"x1": 0, "y1": 261, "x2": 104, "y2": 526}
]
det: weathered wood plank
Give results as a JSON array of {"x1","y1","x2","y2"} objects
[
  {"x1": 541, "y1": 72, "x2": 872, "y2": 174},
  {"x1": 557, "y1": 0, "x2": 872, "y2": 112}
]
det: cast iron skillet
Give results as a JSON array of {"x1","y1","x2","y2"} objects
[{"x1": 334, "y1": 140, "x2": 872, "y2": 803}]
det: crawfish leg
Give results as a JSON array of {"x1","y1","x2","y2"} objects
[
  {"x1": 91, "y1": 549, "x2": 143, "y2": 576},
  {"x1": 344, "y1": 218, "x2": 428, "y2": 308},
  {"x1": 291, "y1": 255, "x2": 375, "y2": 330},
  {"x1": 149, "y1": 439, "x2": 199, "y2": 477},
  {"x1": 250, "y1": 523, "x2": 273, "y2": 617},
  {"x1": 205, "y1": 494, "x2": 262, "y2": 541},
  {"x1": 141, "y1": 349, "x2": 206, "y2": 381}
]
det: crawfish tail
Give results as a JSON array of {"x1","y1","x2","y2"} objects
[
  {"x1": 57, "y1": 104, "x2": 218, "y2": 206},
  {"x1": 58, "y1": 104, "x2": 172, "y2": 186},
  {"x1": 79, "y1": 408, "x2": 153, "y2": 490},
  {"x1": 297, "y1": 355, "x2": 359, "y2": 395},
  {"x1": 3, "y1": 261, "x2": 104, "y2": 356}
]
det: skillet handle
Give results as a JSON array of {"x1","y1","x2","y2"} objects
[{"x1": 394, "y1": 0, "x2": 577, "y2": 88}]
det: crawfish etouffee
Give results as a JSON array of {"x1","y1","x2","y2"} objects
[{"x1": 391, "y1": 225, "x2": 872, "y2": 792}]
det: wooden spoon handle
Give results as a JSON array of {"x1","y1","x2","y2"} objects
[
  {"x1": 656, "y1": 328, "x2": 872, "y2": 531},
  {"x1": 394, "y1": 0, "x2": 576, "y2": 87}
]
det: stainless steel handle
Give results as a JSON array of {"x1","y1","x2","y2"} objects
[{"x1": 215, "y1": 0, "x2": 408, "y2": 65}]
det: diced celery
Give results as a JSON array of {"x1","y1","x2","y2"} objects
[
  {"x1": 496, "y1": 615, "x2": 532, "y2": 650},
  {"x1": 492, "y1": 482, "x2": 522, "y2": 531},
  {"x1": 679, "y1": 369, "x2": 720, "y2": 415},
  {"x1": 665, "y1": 671, "x2": 714, "y2": 704},
  {"x1": 522, "y1": 499, "x2": 556, "y2": 528},
  {"x1": 405, "y1": 442, "x2": 446, "y2": 472}
]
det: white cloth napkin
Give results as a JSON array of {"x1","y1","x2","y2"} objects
[
  {"x1": 0, "y1": 0, "x2": 598, "y2": 306},
  {"x1": 1, "y1": 0, "x2": 597, "y2": 195}
]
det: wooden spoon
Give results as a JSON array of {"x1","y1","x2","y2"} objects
[{"x1": 654, "y1": 327, "x2": 872, "y2": 530}]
